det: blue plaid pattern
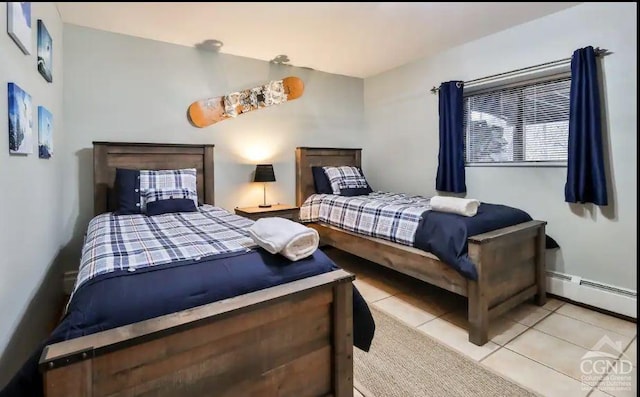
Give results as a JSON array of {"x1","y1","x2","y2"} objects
[
  {"x1": 143, "y1": 188, "x2": 198, "y2": 207},
  {"x1": 299, "y1": 192, "x2": 431, "y2": 246},
  {"x1": 74, "y1": 205, "x2": 256, "y2": 294},
  {"x1": 139, "y1": 168, "x2": 198, "y2": 211},
  {"x1": 322, "y1": 166, "x2": 369, "y2": 194}
]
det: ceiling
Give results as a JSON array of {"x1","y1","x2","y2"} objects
[{"x1": 55, "y1": 2, "x2": 581, "y2": 78}]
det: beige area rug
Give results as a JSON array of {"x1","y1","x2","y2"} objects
[{"x1": 354, "y1": 307, "x2": 537, "y2": 397}]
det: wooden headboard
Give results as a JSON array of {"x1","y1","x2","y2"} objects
[
  {"x1": 93, "y1": 142, "x2": 215, "y2": 215},
  {"x1": 295, "y1": 147, "x2": 362, "y2": 206}
]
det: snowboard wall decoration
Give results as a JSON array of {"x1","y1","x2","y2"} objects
[{"x1": 188, "y1": 76, "x2": 304, "y2": 128}]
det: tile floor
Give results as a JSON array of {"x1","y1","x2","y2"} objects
[{"x1": 323, "y1": 248, "x2": 638, "y2": 397}]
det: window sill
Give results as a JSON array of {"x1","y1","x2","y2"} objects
[{"x1": 465, "y1": 161, "x2": 567, "y2": 168}]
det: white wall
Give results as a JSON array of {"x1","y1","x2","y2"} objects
[
  {"x1": 363, "y1": 3, "x2": 637, "y2": 291},
  {"x1": 61, "y1": 25, "x2": 364, "y2": 266},
  {"x1": 0, "y1": 1, "x2": 64, "y2": 385}
]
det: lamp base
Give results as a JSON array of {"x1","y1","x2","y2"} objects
[{"x1": 258, "y1": 204, "x2": 272, "y2": 208}]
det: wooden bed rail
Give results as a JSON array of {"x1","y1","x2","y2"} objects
[
  {"x1": 41, "y1": 270, "x2": 355, "y2": 397},
  {"x1": 468, "y1": 220, "x2": 546, "y2": 244},
  {"x1": 310, "y1": 223, "x2": 469, "y2": 297}
]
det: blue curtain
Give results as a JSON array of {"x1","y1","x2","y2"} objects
[
  {"x1": 565, "y1": 46, "x2": 608, "y2": 205},
  {"x1": 436, "y1": 81, "x2": 466, "y2": 193}
]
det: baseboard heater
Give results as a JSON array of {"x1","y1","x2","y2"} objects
[{"x1": 546, "y1": 271, "x2": 637, "y2": 319}]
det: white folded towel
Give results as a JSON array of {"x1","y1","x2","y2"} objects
[
  {"x1": 248, "y1": 217, "x2": 319, "y2": 261},
  {"x1": 430, "y1": 196, "x2": 481, "y2": 217}
]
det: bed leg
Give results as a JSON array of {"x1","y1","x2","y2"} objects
[
  {"x1": 535, "y1": 224, "x2": 547, "y2": 306},
  {"x1": 333, "y1": 281, "x2": 354, "y2": 397},
  {"x1": 468, "y1": 280, "x2": 489, "y2": 346},
  {"x1": 467, "y1": 243, "x2": 489, "y2": 346}
]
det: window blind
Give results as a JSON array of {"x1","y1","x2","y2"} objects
[{"x1": 463, "y1": 78, "x2": 571, "y2": 165}]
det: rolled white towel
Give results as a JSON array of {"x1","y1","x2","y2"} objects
[
  {"x1": 281, "y1": 231, "x2": 320, "y2": 261},
  {"x1": 248, "y1": 217, "x2": 319, "y2": 261},
  {"x1": 430, "y1": 196, "x2": 481, "y2": 217}
]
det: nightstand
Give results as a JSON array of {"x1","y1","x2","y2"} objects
[{"x1": 235, "y1": 204, "x2": 300, "y2": 222}]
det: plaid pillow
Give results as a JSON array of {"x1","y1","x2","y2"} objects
[
  {"x1": 139, "y1": 169, "x2": 198, "y2": 212},
  {"x1": 143, "y1": 188, "x2": 198, "y2": 208},
  {"x1": 322, "y1": 166, "x2": 370, "y2": 195}
]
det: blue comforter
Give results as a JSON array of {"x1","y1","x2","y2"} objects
[
  {"x1": 0, "y1": 249, "x2": 375, "y2": 397},
  {"x1": 413, "y1": 203, "x2": 535, "y2": 280}
]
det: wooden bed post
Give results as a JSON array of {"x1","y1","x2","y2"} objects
[
  {"x1": 203, "y1": 145, "x2": 215, "y2": 205},
  {"x1": 467, "y1": 243, "x2": 489, "y2": 345},
  {"x1": 44, "y1": 359, "x2": 92, "y2": 397},
  {"x1": 535, "y1": 223, "x2": 547, "y2": 306},
  {"x1": 333, "y1": 280, "x2": 354, "y2": 397}
]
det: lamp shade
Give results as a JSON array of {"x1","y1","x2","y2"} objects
[{"x1": 254, "y1": 164, "x2": 276, "y2": 182}]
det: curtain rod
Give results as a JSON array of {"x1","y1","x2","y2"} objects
[{"x1": 429, "y1": 47, "x2": 612, "y2": 94}]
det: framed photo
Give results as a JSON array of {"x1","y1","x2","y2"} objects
[
  {"x1": 8, "y1": 83, "x2": 33, "y2": 155},
  {"x1": 37, "y1": 19, "x2": 53, "y2": 82},
  {"x1": 38, "y1": 106, "x2": 53, "y2": 159},
  {"x1": 7, "y1": 2, "x2": 32, "y2": 55}
]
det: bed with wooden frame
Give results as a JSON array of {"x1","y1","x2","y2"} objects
[
  {"x1": 295, "y1": 147, "x2": 547, "y2": 346},
  {"x1": 39, "y1": 142, "x2": 355, "y2": 397}
]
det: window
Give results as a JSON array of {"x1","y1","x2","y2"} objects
[{"x1": 463, "y1": 77, "x2": 570, "y2": 165}]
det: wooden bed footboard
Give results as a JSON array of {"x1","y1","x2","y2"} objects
[
  {"x1": 467, "y1": 220, "x2": 546, "y2": 345},
  {"x1": 40, "y1": 270, "x2": 355, "y2": 397},
  {"x1": 310, "y1": 221, "x2": 546, "y2": 346}
]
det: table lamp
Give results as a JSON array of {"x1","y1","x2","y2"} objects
[{"x1": 254, "y1": 164, "x2": 276, "y2": 208}]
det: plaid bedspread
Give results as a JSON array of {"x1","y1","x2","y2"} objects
[
  {"x1": 75, "y1": 205, "x2": 257, "y2": 293},
  {"x1": 299, "y1": 192, "x2": 432, "y2": 246}
]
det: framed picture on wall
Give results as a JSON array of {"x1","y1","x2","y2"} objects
[
  {"x1": 38, "y1": 106, "x2": 53, "y2": 159},
  {"x1": 7, "y1": 2, "x2": 32, "y2": 55},
  {"x1": 37, "y1": 19, "x2": 53, "y2": 82},
  {"x1": 8, "y1": 83, "x2": 33, "y2": 155}
]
